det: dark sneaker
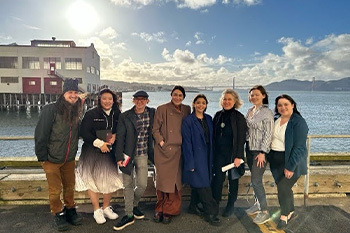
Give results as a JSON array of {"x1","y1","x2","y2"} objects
[
  {"x1": 113, "y1": 215, "x2": 135, "y2": 231},
  {"x1": 188, "y1": 205, "x2": 204, "y2": 216},
  {"x1": 55, "y1": 211, "x2": 70, "y2": 231},
  {"x1": 133, "y1": 207, "x2": 145, "y2": 219},
  {"x1": 222, "y1": 205, "x2": 234, "y2": 217},
  {"x1": 153, "y1": 212, "x2": 163, "y2": 223},
  {"x1": 205, "y1": 215, "x2": 221, "y2": 226},
  {"x1": 277, "y1": 219, "x2": 288, "y2": 230},
  {"x1": 65, "y1": 207, "x2": 83, "y2": 225}
]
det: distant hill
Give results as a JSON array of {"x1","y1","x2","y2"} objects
[
  {"x1": 101, "y1": 77, "x2": 350, "y2": 92},
  {"x1": 266, "y1": 77, "x2": 350, "y2": 91},
  {"x1": 100, "y1": 80, "x2": 201, "y2": 92}
]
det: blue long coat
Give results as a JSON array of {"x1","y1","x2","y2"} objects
[{"x1": 181, "y1": 113, "x2": 213, "y2": 188}]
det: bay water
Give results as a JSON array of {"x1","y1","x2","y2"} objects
[{"x1": 0, "y1": 90, "x2": 349, "y2": 157}]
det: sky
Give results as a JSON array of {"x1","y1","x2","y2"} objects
[{"x1": 0, "y1": 0, "x2": 349, "y2": 87}]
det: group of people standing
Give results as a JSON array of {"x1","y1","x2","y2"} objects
[{"x1": 35, "y1": 79, "x2": 308, "y2": 232}]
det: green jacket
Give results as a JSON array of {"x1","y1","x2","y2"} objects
[{"x1": 35, "y1": 103, "x2": 80, "y2": 163}]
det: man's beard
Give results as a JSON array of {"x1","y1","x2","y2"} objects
[{"x1": 57, "y1": 96, "x2": 82, "y2": 125}]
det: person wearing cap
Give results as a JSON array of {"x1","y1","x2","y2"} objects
[
  {"x1": 113, "y1": 90, "x2": 155, "y2": 231},
  {"x1": 152, "y1": 86, "x2": 191, "y2": 224},
  {"x1": 35, "y1": 78, "x2": 83, "y2": 231},
  {"x1": 76, "y1": 88, "x2": 123, "y2": 225}
]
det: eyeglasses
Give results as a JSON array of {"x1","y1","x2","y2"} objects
[{"x1": 134, "y1": 98, "x2": 147, "y2": 101}]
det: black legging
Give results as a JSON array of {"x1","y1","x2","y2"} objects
[{"x1": 268, "y1": 150, "x2": 300, "y2": 216}]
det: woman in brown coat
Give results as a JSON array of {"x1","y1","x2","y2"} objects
[{"x1": 152, "y1": 86, "x2": 191, "y2": 224}]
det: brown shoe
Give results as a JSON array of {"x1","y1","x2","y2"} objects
[
  {"x1": 153, "y1": 212, "x2": 163, "y2": 223},
  {"x1": 163, "y1": 214, "x2": 172, "y2": 224}
]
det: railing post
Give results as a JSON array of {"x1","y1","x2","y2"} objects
[{"x1": 304, "y1": 136, "x2": 311, "y2": 207}]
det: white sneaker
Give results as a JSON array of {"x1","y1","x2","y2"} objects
[
  {"x1": 103, "y1": 206, "x2": 119, "y2": 220},
  {"x1": 94, "y1": 208, "x2": 106, "y2": 224}
]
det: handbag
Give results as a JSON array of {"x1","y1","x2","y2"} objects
[{"x1": 229, "y1": 162, "x2": 245, "y2": 180}]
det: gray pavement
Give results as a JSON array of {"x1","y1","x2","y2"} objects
[{"x1": 1, "y1": 196, "x2": 350, "y2": 233}]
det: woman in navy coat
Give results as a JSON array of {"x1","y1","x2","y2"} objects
[{"x1": 182, "y1": 94, "x2": 220, "y2": 226}]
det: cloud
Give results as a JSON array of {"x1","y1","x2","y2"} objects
[
  {"x1": 194, "y1": 32, "x2": 205, "y2": 45},
  {"x1": 101, "y1": 47, "x2": 237, "y2": 87},
  {"x1": 232, "y1": 33, "x2": 350, "y2": 85},
  {"x1": 11, "y1": 16, "x2": 22, "y2": 21},
  {"x1": 131, "y1": 31, "x2": 166, "y2": 43},
  {"x1": 306, "y1": 37, "x2": 313, "y2": 45},
  {"x1": 0, "y1": 35, "x2": 13, "y2": 41},
  {"x1": 232, "y1": 0, "x2": 261, "y2": 6},
  {"x1": 83, "y1": 32, "x2": 350, "y2": 87},
  {"x1": 100, "y1": 27, "x2": 118, "y2": 39},
  {"x1": 23, "y1": 24, "x2": 40, "y2": 30},
  {"x1": 110, "y1": 0, "x2": 158, "y2": 8},
  {"x1": 110, "y1": 0, "x2": 261, "y2": 9},
  {"x1": 176, "y1": 0, "x2": 216, "y2": 9},
  {"x1": 115, "y1": 42, "x2": 127, "y2": 50}
]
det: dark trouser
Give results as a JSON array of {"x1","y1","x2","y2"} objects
[
  {"x1": 268, "y1": 150, "x2": 300, "y2": 216},
  {"x1": 155, "y1": 187, "x2": 182, "y2": 216},
  {"x1": 211, "y1": 169, "x2": 239, "y2": 206},
  {"x1": 41, "y1": 160, "x2": 76, "y2": 215},
  {"x1": 190, "y1": 187, "x2": 219, "y2": 216},
  {"x1": 246, "y1": 144, "x2": 268, "y2": 211}
]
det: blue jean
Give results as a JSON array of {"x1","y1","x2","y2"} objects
[
  {"x1": 246, "y1": 144, "x2": 268, "y2": 211},
  {"x1": 122, "y1": 155, "x2": 148, "y2": 215}
]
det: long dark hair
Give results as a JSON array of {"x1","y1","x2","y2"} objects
[
  {"x1": 249, "y1": 85, "x2": 269, "y2": 105},
  {"x1": 98, "y1": 88, "x2": 119, "y2": 110},
  {"x1": 56, "y1": 95, "x2": 82, "y2": 125},
  {"x1": 192, "y1": 94, "x2": 208, "y2": 112},
  {"x1": 274, "y1": 94, "x2": 301, "y2": 116}
]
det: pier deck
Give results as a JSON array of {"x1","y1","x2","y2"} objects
[{"x1": 1, "y1": 196, "x2": 350, "y2": 233}]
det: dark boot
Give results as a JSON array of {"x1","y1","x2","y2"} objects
[
  {"x1": 54, "y1": 211, "x2": 70, "y2": 231},
  {"x1": 222, "y1": 204, "x2": 235, "y2": 217},
  {"x1": 65, "y1": 207, "x2": 82, "y2": 225},
  {"x1": 222, "y1": 195, "x2": 235, "y2": 217},
  {"x1": 223, "y1": 185, "x2": 237, "y2": 217}
]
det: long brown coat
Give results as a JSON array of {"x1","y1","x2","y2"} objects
[{"x1": 152, "y1": 102, "x2": 191, "y2": 193}]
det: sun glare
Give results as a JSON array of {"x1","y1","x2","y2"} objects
[{"x1": 67, "y1": 1, "x2": 99, "y2": 34}]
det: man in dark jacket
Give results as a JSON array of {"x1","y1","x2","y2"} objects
[
  {"x1": 113, "y1": 90, "x2": 155, "y2": 231},
  {"x1": 35, "y1": 78, "x2": 83, "y2": 231}
]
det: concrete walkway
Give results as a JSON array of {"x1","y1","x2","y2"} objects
[{"x1": 1, "y1": 195, "x2": 350, "y2": 233}]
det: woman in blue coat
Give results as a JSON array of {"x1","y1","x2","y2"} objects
[
  {"x1": 182, "y1": 94, "x2": 220, "y2": 226},
  {"x1": 267, "y1": 94, "x2": 308, "y2": 230}
]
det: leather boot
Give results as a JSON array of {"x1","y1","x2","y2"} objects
[{"x1": 65, "y1": 207, "x2": 82, "y2": 225}]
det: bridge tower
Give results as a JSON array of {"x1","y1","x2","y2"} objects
[
  {"x1": 312, "y1": 77, "x2": 315, "y2": 91},
  {"x1": 232, "y1": 76, "x2": 235, "y2": 89}
]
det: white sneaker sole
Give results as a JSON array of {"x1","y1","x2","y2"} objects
[
  {"x1": 253, "y1": 217, "x2": 271, "y2": 225},
  {"x1": 113, "y1": 220, "x2": 135, "y2": 231},
  {"x1": 246, "y1": 210, "x2": 261, "y2": 216},
  {"x1": 133, "y1": 214, "x2": 145, "y2": 220},
  {"x1": 104, "y1": 214, "x2": 119, "y2": 220}
]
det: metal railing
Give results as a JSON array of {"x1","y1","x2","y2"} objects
[
  {"x1": 304, "y1": 135, "x2": 350, "y2": 206},
  {"x1": 1, "y1": 134, "x2": 350, "y2": 205}
]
